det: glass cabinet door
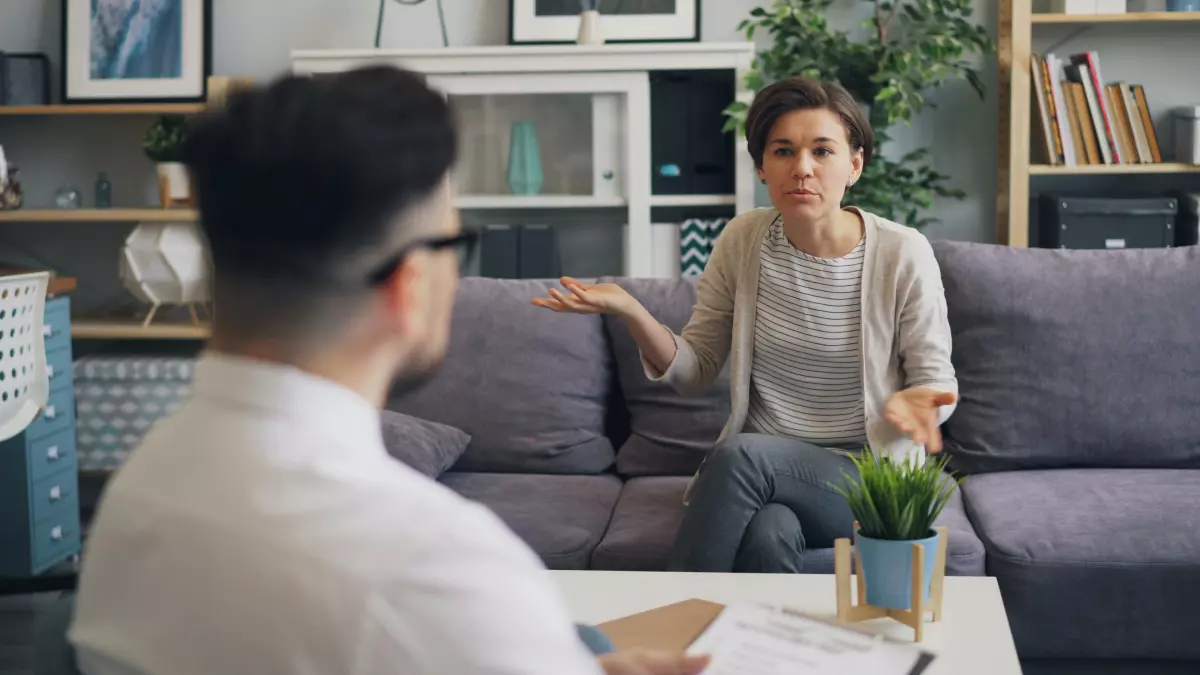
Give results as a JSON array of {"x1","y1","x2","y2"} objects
[{"x1": 426, "y1": 71, "x2": 651, "y2": 278}]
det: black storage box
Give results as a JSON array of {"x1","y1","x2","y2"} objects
[
  {"x1": 1176, "y1": 193, "x2": 1199, "y2": 247},
  {"x1": 1038, "y1": 196, "x2": 1177, "y2": 250}
]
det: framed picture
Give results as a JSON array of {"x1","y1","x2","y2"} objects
[
  {"x1": 510, "y1": 0, "x2": 700, "y2": 44},
  {"x1": 62, "y1": 0, "x2": 212, "y2": 104}
]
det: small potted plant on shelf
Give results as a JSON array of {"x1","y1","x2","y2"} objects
[
  {"x1": 142, "y1": 115, "x2": 191, "y2": 209},
  {"x1": 831, "y1": 450, "x2": 961, "y2": 611}
]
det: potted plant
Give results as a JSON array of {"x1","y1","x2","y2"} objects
[
  {"x1": 831, "y1": 450, "x2": 961, "y2": 611},
  {"x1": 142, "y1": 115, "x2": 191, "y2": 208},
  {"x1": 724, "y1": 0, "x2": 994, "y2": 229}
]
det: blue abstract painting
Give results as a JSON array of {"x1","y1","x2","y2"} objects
[{"x1": 90, "y1": 0, "x2": 183, "y2": 80}]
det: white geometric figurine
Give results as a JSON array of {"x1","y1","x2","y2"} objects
[{"x1": 119, "y1": 222, "x2": 212, "y2": 327}]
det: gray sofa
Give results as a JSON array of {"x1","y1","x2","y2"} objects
[
  {"x1": 387, "y1": 274, "x2": 985, "y2": 575},
  {"x1": 933, "y1": 240, "x2": 1200, "y2": 674},
  {"x1": 387, "y1": 241, "x2": 1199, "y2": 673}
]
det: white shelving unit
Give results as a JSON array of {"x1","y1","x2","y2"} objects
[{"x1": 291, "y1": 43, "x2": 757, "y2": 278}]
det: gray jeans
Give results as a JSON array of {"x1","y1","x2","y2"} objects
[{"x1": 667, "y1": 433, "x2": 860, "y2": 573}]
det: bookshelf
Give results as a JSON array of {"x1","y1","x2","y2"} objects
[
  {"x1": 0, "y1": 77, "x2": 248, "y2": 339},
  {"x1": 997, "y1": 1, "x2": 1200, "y2": 246}
]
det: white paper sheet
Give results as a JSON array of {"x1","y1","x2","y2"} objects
[{"x1": 686, "y1": 602, "x2": 932, "y2": 675}]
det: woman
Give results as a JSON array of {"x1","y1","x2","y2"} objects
[{"x1": 532, "y1": 77, "x2": 958, "y2": 574}]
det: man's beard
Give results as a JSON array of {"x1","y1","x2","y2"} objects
[{"x1": 388, "y1": 349, "x2": 446, "y2": 400}]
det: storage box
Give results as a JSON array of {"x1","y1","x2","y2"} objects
[
  {"x1": 73, "y1": 356, "x2": 195, "y2": 471},
  {"x1": 1038, "y1": 196, "x2": 1177, "y2": 249},
  {"x1": 1178, "y1": 193, "x2": 1200, "y2": 247},
  {"x1": 1174, "y1": 106, "x2": 1200, "y2": 164}
]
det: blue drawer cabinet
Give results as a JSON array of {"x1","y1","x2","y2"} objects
[{"x1": 0, "y1": 295, "x2": 81, "y2": 577}]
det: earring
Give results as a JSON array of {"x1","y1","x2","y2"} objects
[
  {"x1": 760, "y1": 178, "x2": 767, "y2": 185},
  {"x1": 847, "y1": 178, "x2": 857, "y2": 187}
]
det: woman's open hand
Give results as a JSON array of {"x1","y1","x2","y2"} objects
[
  {"x1": 531, "y1": 277, "x2": 637, "y2": 317},
  {"x1": 884, "y1": 387, "x2": 958, "y2": 453}
]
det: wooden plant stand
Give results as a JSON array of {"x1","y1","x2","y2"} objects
[
  {"x1": 834, "y1": 525, "x2": 948, "y2": 642},
  {"x1": 142, "y1": 301, "x2": 209, "y2": 328}
]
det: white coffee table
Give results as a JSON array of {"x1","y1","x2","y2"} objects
[{"x1": 550, "y1": 571, "x2": 1021, "y2": 675}]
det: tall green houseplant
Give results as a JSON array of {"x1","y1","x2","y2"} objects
[{"x1": 727, "y1": 0, "x2": 993, "y2": 228}]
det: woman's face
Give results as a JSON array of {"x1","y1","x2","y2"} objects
[{"x1": 757, "y1": 107, "x2": 864, "y2": 224}]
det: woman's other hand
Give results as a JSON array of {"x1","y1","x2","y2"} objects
[
  {"x1": 884, "y1": 387, "x2": 958, "y2": 453},
  {"x1": 532, "y1": 277, "x2": 637, "y2": 317},
  {"x1": 598, "y1": 649, "x2": 711, "y2": 675}
]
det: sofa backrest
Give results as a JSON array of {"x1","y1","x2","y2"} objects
[
  {"x1": 387, "y1": 277, "x2": 615, "y2": 474},
  {"x1": 933, "y1": 240, "x2": 1200, "y2": 473},
  {"x1": 387, "y1": 276, "x2": 732, "y2": 478}
]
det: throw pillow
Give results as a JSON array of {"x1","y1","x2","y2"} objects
[
  {"x1": 933, "y1": 240, "x2": 1200, "y2": 473},
  {"x1": 380, "y1": 409, "x2": 471, "y2": 478},
  {"x1": 599, "y1": 276, "x2": 731, "y2": 477}
]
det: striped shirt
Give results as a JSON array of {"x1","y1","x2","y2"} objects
[{"x1": 745, "y1": 217, "x2": 867, "y2": 447}]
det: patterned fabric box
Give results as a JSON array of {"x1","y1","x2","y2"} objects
[
  {"x1": 679, "y1": 218, "x2": 729, "y2": 276},
  {"x1": 73, "y1": 357, "x2": 196, "y2": 471}
]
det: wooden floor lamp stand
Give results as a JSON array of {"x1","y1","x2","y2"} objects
[{"x1": 834, "y1": 525, "x2": 948, "y2": 642}]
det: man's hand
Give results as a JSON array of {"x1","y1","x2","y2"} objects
[
  {"x1": 598, "y1": 649, "x2": 711, "y2": 675},
  {"x1": 884, "y1": 387, "x2": 958, "y2": 453}
]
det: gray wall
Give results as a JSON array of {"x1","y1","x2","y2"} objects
[{"x1": 2, "y1": 0, "x2": 1197, "y2": 311}]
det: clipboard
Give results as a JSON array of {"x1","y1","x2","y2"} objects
[{"x1": 597, "y1": 598, "x2": 936, "y2": 675}]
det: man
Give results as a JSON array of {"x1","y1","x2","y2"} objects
[{"x1": 68, "y1": 66, "x2": 707, "y2": 675}]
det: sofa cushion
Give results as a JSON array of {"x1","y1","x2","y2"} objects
[
  {"x1": 591, "y1": 477, "x2": 691, "y2": 570},
  {"x1": 590, "y1": 475, "x2": 985, "y2": 575},
  {"x1": 389, "y1": 277, "x2": 615, "y2": 474},
  {"x1": 379, "y1": 410, "x2": 470, "y2": 478},
  {"x1": 962, "y1": 469, "x2": 1200, "y2": 659},
  {"x1": 439, "y1": 472, "x2": 622, "y2": 570},
  {"x1": 599, "y1": 277, "x2": 731, "y2": 477},
  {"x1": 933, "y1": 241, "x2": 1200, "y2": 473}
]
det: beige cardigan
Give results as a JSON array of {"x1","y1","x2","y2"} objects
[{"x1": 643, "y1": 207, "x2": 958, "y2": 496}]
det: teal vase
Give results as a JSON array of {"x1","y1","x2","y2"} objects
[
  {"x1": 507, "y1": 121, "x2": 543, "y2": 195},
  {"x1": 857, "y1": 528, "x2": 941, "y2": 610}
]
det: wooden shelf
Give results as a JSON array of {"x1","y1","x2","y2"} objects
[
  {"x1": 1032, "y1": 11, "x2": 1200, "y2": 24},
  {"x1": 0, "y1": 209, "x2": 197, "y2": 222},
  {"x1": 649, "y1": 194, "x2": 737, "y2": 207},
  {"x1": 0, "y1": 269, "x2": 76, "y2": 294},
  {"x1": 0, "y1": 103, "x2": 205, "y2": 116},
  {"x1": 455, "y1": 195, "x2": 627, "y2": 209},
  {"x1": 72, "y1": 320, "x2": 210, "y2": 340},
  {"x1": 1029, "y1": 162, "x2": 1200, "y2": 175}
]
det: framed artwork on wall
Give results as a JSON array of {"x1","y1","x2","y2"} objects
[
  {"x1": 509, "y1": 0, "x2": 700, "y2": 45},
  {"x1": 62, "y1": 0, "x2": 212, "y2": 104}
]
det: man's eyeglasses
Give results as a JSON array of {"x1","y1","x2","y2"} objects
[{"x1": 367, "y1": 230, "x2": 479, "y2": 285}]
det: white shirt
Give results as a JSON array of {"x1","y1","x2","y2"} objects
[
  {"x1": 69, "y1": 353, "x2": 603, "y2": 675},
  {"x1": 746, "y1": 217, "x2": 868, "y2": 446}
]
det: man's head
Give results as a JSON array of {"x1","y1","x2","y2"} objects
[{"x1": 183, "y1": 65, "x2": 468, "y2": 393}]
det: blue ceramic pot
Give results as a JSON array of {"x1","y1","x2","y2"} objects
[
  {"x1": 507, "y1": 121, "x2": 544, "y2": 195},
  {"x1": 857, "y1": 529, "x2": 941, "y2": 610}
]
